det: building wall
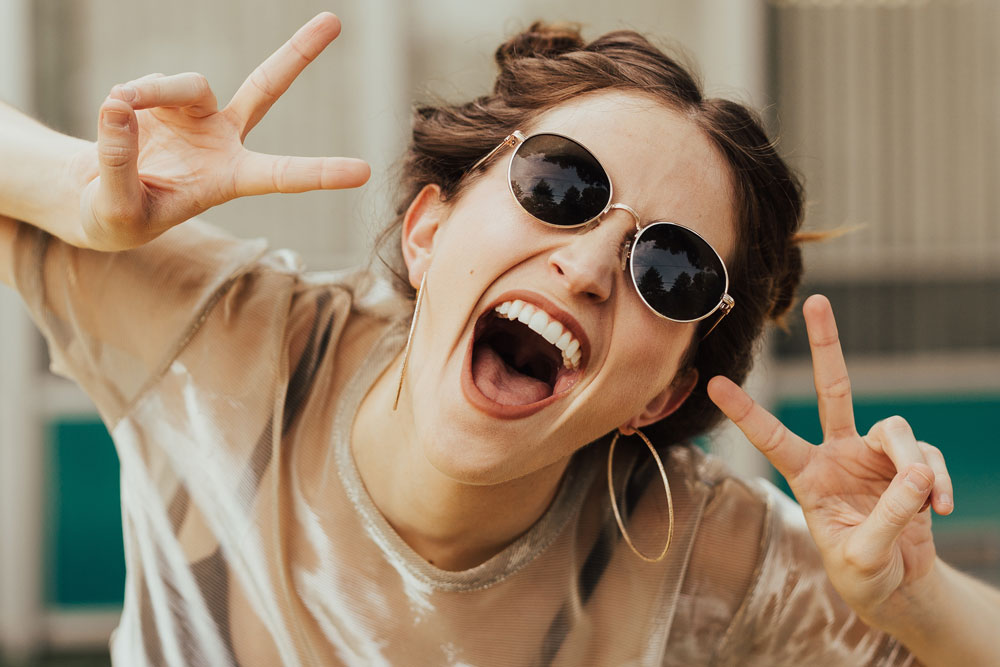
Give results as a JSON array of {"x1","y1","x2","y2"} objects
[{"x1": 3, "y1": 0, "x2": 769, "y2": 654}]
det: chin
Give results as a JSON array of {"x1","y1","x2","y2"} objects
[{"x1": 421, "y1": 428, "x2": 536, "y2": 487}]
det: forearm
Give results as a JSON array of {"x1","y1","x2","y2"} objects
[
  {"x1": 0, "y1": 101, "x2": 93, "y2": 245},
  {"x1": 886, "y1": 558, "x2": 1000, "y2": 666}
]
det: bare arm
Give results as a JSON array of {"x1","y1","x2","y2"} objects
[
  {"x1": 710, "y1": 295, "x2": 1000, "y2": 666},
  {"x1": 884, "y1": 559, "x2": 1000, "y2": 666},
  {"x1": 0, "y1": 213, "x2": 16, "y2": 287},
  {"x1": 0, "y1": 12, "x2": 369, "y2": 283},
  {"x1": 0, "y1": 103, "x2": 93, "y2": 247}
]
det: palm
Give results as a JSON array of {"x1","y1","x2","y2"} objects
[
  {"x1": 708, "y1": 295, "x2": 952, "y2": 624},
  {"x1": 75, "y1": 13, "x2": 369, "y2": 251},
  {"x1": 796, "y1": 437, "x2": 937, "y2": 585},
  {"x1": 135, "y1": 107, "x2": 243, "y2": 202}
]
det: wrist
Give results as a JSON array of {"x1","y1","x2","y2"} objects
[
  {"x1": 872, "y1": 558, "x2": 1000, "y2": 666},
  {"x1": 866, "y1": 558, "x2": 945, "y2": 643},
  {"x1": 0, "y1": 105, "x2": 95, "y2": 245}
]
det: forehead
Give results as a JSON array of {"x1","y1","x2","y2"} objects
[{"x1": 523, "y1": 91, "x2": 736, "y2": 261}]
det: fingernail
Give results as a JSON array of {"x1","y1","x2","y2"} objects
[
  {"x1": 115, "y1": 84, "x2": 138, "y2": 104},
  {"x1": 939, "y1": 493, "x2": 952, "y2": 509},
  {"x1": 104, "y1": 110, "x2": 130, "y2": 129},
  {"x1": 904, "y1": 468, "x2": 933, "y2": 493}
]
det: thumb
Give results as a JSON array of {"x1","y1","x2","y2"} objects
[
  {"x1": 92, "y1": 96, "x2": 143, "y2": 233},
  {"x1": 850, "y1": 463, "x2": 934, "y2": 568}
]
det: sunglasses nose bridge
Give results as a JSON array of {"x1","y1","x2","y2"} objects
[{"x1": 605, "y1": 202, "x2": 641, "y2": 230}]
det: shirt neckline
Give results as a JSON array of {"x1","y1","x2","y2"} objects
[{"x1": 332, "y1": 318, "x2": 597, "y2": 592}]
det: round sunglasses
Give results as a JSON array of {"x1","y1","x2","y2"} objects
[{"x1": 471, "y1": 131, "x2": 735, "y2": 331}]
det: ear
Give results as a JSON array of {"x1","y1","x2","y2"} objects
[
  {"x1": 618, "y1": 369, "x2": 699, "y2": 436},
  {"x1": 401, "y1": 184, "x2": 447, "y2": 289}
]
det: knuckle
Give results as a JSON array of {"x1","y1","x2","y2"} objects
[
  {"x1": 289, "y1": 35, "x2": 313, "y2": 62},
  {"x1": 249, "y1": 67, "x2": 277, "y2": 98},
  {"x1": 273, "y1": 156, "x2": 292, "y2": 192},
  {"x1": 732, "y1": 393, "x2": 755, "y2": 423},
  {"x1": 823, "y1": 374, "x2": 852, "y2": 399},
  {"x1": 919, "y1": 442, "x2": 942, "y2": 459},
  {"x1": 927, "y1": 462, "x2": 951, "y2": 481},
  {"x1": 842, "y1": 540, "x2": 881, "y2": 577},
  {"x1": 879, "y1": 495, "x2": 913, "y2": 526},
  {"x1": 812, "y1": 331, "x2": 840, "y2": 349},
  {"x1": 97, "y1": 200, "x2": 139, "y2": 228},
  {"x1": 108, "y1": 83, "x2": 130, "y2": 103},
  {"x1": 190, "y1": 72, "x2": 211, "y2": 95},
  {"x1": 761, "y1": 422, "x2": 785, "y2": 455},
  {"x1": 98, "y1": 143, "x2": 133, "y2": 167},
  {"x1": 880, "y1": 415, "x2": 912, "y2": 436}
]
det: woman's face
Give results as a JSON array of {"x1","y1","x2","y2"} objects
[{"x1": 400, "y1": 90, "x2": 736, "y2": 485}]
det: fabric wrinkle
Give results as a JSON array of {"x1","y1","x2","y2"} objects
[{"x1": 7, "y1": 219, "x2": 918, "y2": 666}]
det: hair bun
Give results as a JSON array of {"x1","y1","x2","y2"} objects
[{"x1": 495, "y1": 22, "x2": 585, "y2": 67}]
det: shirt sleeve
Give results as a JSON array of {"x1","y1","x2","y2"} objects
[
  {"x1": 714, "y1": 480, "x2": 918, "y2": 666},
  {"x1": 11, "y1": 219, "x2": 268, "y2": 425}
]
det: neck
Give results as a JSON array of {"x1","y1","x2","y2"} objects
[{"x1": 351, "y1": 355, "x2": 570, "y2": 571}]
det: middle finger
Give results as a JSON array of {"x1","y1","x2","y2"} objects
[
  {"x1": 804, "y1": 294, "x2": 857, "y2": 439},
  {"x1": 226, "y1": 12, "x2": 342, "y2": 139},
  {"x1": 866, "y1": 416, "x2": 930, "y2": 486}
]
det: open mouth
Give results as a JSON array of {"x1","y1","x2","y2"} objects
[{"x1": 465, "y1": 298, "x2": 586, "y2": 415}]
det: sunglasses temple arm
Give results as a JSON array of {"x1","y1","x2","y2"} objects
[
  {"x1": 699, "y1": 294, "x2": 735, "y2": 341},
  {"x1": 469, "y1": 131, "x2": 525, "y2": 173}
]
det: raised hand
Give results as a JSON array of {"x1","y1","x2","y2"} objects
[
  {"x1": 76, "y1": 12, "x2": 369, "y2": 251},
  {"x1": 707, "y1": 295, "x2": 954, "y2": 628}
]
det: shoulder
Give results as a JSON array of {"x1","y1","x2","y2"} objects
[
  {"x1": 662, "y1": 445, "x2": 787, "y2": 661},
  {"x1": 670, "y1": 445, "x2": 777, "y2": 586}
]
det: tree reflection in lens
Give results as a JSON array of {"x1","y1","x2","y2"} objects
[
  {"x1": 631, "y1": 226, "x2": 723, "y2": 321},
  {"x1": 510, "y1": 135, "x2": 611, "y2": 226}
]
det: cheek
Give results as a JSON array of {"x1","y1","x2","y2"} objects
[
  {"x1": 607, "y1": 314, "x2": 692, "y2": 399},
  {"x1": 438, "y1": 181, "x2": 543, "y2": 270}
]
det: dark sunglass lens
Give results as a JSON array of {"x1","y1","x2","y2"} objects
[
  {"x1": 630, "y1": 224, "x2": 725, "y2": 321},
  {"x1": 509, "y1": 134, "x2": 611, "y2": 226}
]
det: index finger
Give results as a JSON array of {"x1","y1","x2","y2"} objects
[
  {"x1": 226, "y1": 13, "x2": 342, "y2": 139},
  {"x1": 707, "y1": 376, "x2": 812, "y2": 482},
  {"x1": 804, "y1": 294, "x2": 857, "y2": 440}
]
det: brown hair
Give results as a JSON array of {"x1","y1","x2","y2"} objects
[{"x1": 377, "y1": 22, "x2": 806, "y2": 447}]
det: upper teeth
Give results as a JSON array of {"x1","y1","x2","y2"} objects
[{"x1": 494, "y1": 300, "x2": 582, "y2": 370}]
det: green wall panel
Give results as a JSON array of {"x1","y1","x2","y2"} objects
[
  {"x1": 46, "y1": 419, "x2": 125, "y2": 607},
  {"x1": 42, "y1": 396, "x2": 999, "y2": 605},
  {"x1": 773, "y1": 394, "x2": 1000, "y2": 523},
  {"x1": 774, "y1": 393, "x2": 1000, "y2": 587}
]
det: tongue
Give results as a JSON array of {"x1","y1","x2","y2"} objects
[{"x1": 472, "y1": 343, "x2": 552, "y2": 406}]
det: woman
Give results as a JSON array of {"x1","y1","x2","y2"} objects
[{"x1": 1, "y1": 12, "x2": 998, "y2": 666}]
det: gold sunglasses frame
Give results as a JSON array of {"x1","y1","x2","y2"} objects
[{"x1": 471, "y1": 130, "x2": 735, "y2": 334}]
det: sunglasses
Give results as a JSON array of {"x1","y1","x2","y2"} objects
[{"x1": 471, "y1": 131, "x2": 735, "y2": 332}]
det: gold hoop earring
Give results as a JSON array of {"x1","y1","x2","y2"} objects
[
  {"x1": 607, "y1": 428, "x2": 674, "y2": 563},
  {"x1": 393, "y1": 272, "x2": 426, "y2": 411}
]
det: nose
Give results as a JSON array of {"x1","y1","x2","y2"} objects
[{"x1": 547, "y1": 205, "x2": 639, "y2": 303}]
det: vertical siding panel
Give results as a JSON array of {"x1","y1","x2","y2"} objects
[{"x1": 774, "y1": 0, "x2": 998, "y2": 280}]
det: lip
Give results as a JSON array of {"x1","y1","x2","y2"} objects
[{"x1": 460, "y1": 290, "x2": 591, "y2": 420}]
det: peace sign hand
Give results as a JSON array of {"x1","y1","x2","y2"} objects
[
  {"x1": 707, "y1": 295, "x2": 954, "y2": 629},
  {"x1": 76, "y1": 12, "x2": 369, "y2": 251}
]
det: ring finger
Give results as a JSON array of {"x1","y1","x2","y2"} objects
[
  {"x1": 865, "y1": 415, "x2": 930, "y2": 484},
  {"x1": 111, "y1": 72, "x2": 218, "y2": 117},
  {"x1": 918, "y1": 441, "x2": 954, "y2": 515}
]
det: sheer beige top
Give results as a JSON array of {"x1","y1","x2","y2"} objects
[{"x1": 11, "y1": 220, "x2": 915, "y2": 666}]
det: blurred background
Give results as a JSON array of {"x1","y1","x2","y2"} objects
[{"x1": 0, "y1": 0, "x2": 997, "y2": 664}]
